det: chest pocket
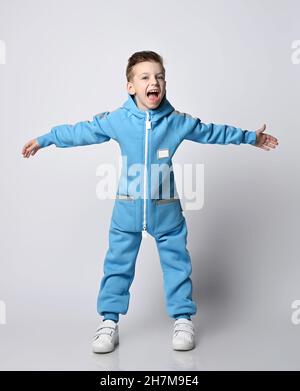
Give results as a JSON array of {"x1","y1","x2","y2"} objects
[
  {"x1": 111, "y1": 194, "x2": 137, "y2": 232},
  {"x1": 154, "y1": 197, "x2": 184, "y2": 235}
]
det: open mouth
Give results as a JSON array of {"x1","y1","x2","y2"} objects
[{"x1": 146, "y1": 90, "x2": 160, "y2": 103}]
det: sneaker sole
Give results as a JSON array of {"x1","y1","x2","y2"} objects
[{"x1": 172, "y1": 341, "x2": 195, "y2": 351}]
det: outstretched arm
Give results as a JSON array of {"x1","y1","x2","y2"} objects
[
  {"x1": 22, "y1": 111, "x2": 114, "y2": 158},
  {"x1": 183, "y1": 115, "x2": 257, "y2": 145},
  {"x1": 174, "y1": 111, "x2": 278, "y2": 149}
]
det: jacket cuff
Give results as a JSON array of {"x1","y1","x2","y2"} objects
[
  {"x1": 37, "y1": 132, "x2": 54, "y2": 148},
  {"x1": 243, "y1": 130, "x2": 257, "y2": 145}
]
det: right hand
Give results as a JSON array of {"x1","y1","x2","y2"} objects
[{"x1": 22, "y1": 139, "x2": 41, "y2": 158}]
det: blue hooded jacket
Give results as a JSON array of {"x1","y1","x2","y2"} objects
[{"x1": 37, "y1": 93, "x2": 257, "y2": 237}]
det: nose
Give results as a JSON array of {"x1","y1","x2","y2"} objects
[{"x1": 149, "y1": 76, "x2": 159, "y2": 85}]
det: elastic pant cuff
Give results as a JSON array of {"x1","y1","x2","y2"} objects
[
  {"x1": 102, "y1": 312, "x2": 119, "y2": 322},
  {"x1": 174, "y1": 314, "x2": 191, "y2": 320}
]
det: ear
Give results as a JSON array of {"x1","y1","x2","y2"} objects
[{"x1": 127, "y1": 81, "x2": 135, "y2": 95}]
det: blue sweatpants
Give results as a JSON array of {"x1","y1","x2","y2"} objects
[{"x1": 97, "y1": 217, "x2": 197, "y2": 322}]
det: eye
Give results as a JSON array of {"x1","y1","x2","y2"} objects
[{"x1": 142, "y1": 76, "x2": 148, "y2": 79}]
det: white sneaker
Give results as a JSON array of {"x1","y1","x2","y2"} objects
[
  {"x1": 92, "y1": 319, "x2": 119, "y2": 353},
  {"x1": 172, "y1": 318, "x2": 195, "y2": 351}
]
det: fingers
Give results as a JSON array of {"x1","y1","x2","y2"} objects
[
  {"x1": 258, "y1": 134, "x2": 279, "y2": 151},
  {"x1": 263, "y1": 134, "x2": 279, "y2": 149},
  {"x1": 265, "y1": 134, "x2": 278, "y2": 144},
  {"x1": 22, "y1": 139, "x2": 40, "y2": 158},
  {"x1": 22, "y1": 145, "x2": 37, "y2": 158},
  {"x1": 22, "y1": 147, "x2": 30, "y2": 158},
  {"x1": 258, "y1": 144, "x2": 270, "y2": 151},
  {"x1": 23, "y1": 147, "x2": 33, "y2": 158},
  {"x1": 22, "y1": 141, "x2": 32, "y2": 155}
]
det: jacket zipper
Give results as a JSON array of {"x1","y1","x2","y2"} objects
[{"x1": 142, "y1": 111, "x2": 151, "y2": 238}]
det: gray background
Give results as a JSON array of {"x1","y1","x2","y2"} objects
[{"x1": 0, "y1": 0, "x2": 299, "y2": 370}]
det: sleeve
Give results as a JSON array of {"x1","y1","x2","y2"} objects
[
  {"x1": 36, "y1": 111, "x2": 114, "y2": 148},
  {"x1": 176, "y1": 112, "x2": 257, "y2": 146}
]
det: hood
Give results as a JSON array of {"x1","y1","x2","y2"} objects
[{"x1": 122, "y1": 92, "x2": 175, "y2": 122}]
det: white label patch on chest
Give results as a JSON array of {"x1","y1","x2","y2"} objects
[{"x1": 157, "y1": 149, "x2": 169, "y2": 159}]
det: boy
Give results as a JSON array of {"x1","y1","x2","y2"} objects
[{"x1": 22, "y1": 51, "x2": 278, "y2": 354}]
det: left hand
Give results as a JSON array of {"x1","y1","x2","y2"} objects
[{"x1": 255, "y1": 124, "x2": 279, "y2": 151}]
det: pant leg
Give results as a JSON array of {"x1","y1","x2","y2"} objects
[
  {"x1": 154, "y1": 217, "x2": 197, "y2": 319},
  {"x1": 97, "y1": 220, "x2": 142, "y2": 321}
]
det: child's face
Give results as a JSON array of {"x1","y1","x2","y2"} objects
[{"x1": 127, "y1": 61, "x2": 166, "y2": 111}]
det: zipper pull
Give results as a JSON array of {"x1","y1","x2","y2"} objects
[
  {"x1": 142, "y1": 227, "x2": 148, "y2": 238},
  {"x1": 146, "y1": 112, "x2": 151, "y2": 130}
]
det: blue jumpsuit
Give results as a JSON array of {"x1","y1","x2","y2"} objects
[{"x1": 37, "y1": 93, "x2": 257, "y2": 323}]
